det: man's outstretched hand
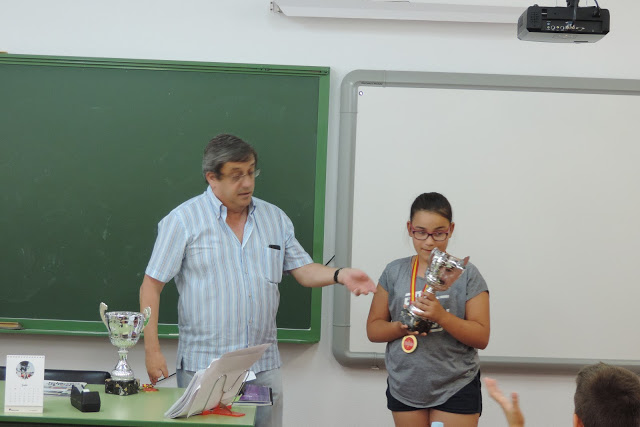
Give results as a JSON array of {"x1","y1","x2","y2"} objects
[{"x1": 339, "y1": 268, "x2": 377, "y2": 296}]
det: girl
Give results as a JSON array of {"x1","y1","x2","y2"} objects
[{"x1": 367, "y1": 192, "x2": 490, "y2": 427}]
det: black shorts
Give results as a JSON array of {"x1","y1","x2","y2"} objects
[{"x1": 386, "y1": 371, "x2": 482, "y2": 415}]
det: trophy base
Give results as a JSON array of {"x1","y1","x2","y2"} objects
[
  {"x1": 400, "y1": 308, "x2": 434, "y2": 334},
  {"x1": 105, "y1": 378, "x2": 140, "y2": 396}
]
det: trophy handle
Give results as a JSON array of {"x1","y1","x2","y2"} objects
[
  {"x1": 142, "y1": 306, "x2": 151, "y2": 328},
  {"x1": 99, "y1": 302, "x2": 109, "y2": 329}
]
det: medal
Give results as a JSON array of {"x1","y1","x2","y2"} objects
[{"x1": 402, "y1": 335, "x2": 417, "y2": 353}]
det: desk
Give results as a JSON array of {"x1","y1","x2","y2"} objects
[{"x1": 0, "y1": 382, "x2": 255, "y2": 426}]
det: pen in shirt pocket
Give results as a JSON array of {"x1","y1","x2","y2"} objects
[{"x1": 269, "y1": 244, "x2": 281, "y2": 250}]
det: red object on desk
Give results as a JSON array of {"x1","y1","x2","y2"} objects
[{"x1": 201, "y1": 404, "x2": 246, "y2": 417}]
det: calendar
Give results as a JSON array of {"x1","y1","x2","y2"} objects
[{"x1": 4, "y1": 355, "x2": 45, "y2": 413}]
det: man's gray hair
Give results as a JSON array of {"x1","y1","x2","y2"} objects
[{"x1": 202, "y1": 134, "x2": 258, "y2": 179}]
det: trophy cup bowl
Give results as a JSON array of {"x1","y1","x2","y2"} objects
[
  {"x1": 402, "y1": 248, "x2": 470, "y2": 333},
  {"x1": 424, "y1": 248, "x2": 469, "y2": 294},
  {"x1": 100, "y1": 302, "x2": 151, "y2": 395}
]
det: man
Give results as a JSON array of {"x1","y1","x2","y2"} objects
[
  {"x1": 485, "y1": 362, "x2": 640, "y2": 427},
  {"x1": 140, "y1": 134, "x2": 376, "y2": 427}
]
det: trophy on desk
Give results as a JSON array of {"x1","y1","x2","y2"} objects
[
  {"x1": 400, "y1": 248, "x2": 469, "y2": 334},
  {"x1": 100, "y1": 302, "x2": 151, "y2": 396}
]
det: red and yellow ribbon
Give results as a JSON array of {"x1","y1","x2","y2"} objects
[{"x1": 409, "y1": 256, "x2": 419, "y2": 302}]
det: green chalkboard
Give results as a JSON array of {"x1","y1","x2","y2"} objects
[{"x1": 0, "y1": 54, "x2": 329, "y2": 343}]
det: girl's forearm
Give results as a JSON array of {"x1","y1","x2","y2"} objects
[{"x1": 367, "y1": 320, "x2": 406, "y2": 343}]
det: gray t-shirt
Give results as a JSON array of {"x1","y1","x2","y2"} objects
[{"x1": 380, "y1": 256, "x2": 488, "y2": 408}]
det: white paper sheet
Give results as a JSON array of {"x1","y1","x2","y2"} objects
[{"x1": 164, "y1": 343, "x2": 270, "y2": 419}]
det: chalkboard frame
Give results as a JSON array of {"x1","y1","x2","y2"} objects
[{"x1": 0, "y1": 54, "x2": 329, "y2": 343}]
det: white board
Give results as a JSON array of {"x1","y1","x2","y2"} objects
[{"x1": 334, "y1": 70, "x2": 640, "y2": 366}]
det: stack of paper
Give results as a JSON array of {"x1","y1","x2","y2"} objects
[
  {"x1": 164, "y1": 343, "x2": 270, "y2": 419},
  {"x1": 43, "y1": 381, "x2": 88, "y2": 396}
]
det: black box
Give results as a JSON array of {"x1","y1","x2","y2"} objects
[
  {"x1": 70, "y1": 385, "x2": 101, "y2": 412},
  {"x1": 518, "y1": 5, "x2": 610, "y2": 43}
]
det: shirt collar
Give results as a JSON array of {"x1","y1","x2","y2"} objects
[{"x1": 206, "y1": 186, "x2": 255, "y2": 219}]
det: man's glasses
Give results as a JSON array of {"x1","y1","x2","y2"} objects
[
  {"x1": 222, "y1": 169, "x2": 261, "y2": 183},
  {"x1": 410, "y1": 227, "x2": 450, "y2": 241}
]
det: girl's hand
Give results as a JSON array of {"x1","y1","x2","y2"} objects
[
  {"x1": 412, "y1": 292, "x2": 446, "y2": 323},
  {"x1": 399, "y1": 321, "x2": 428, "y2": 336}
]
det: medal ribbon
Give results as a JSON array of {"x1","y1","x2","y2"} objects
[
  {"x1": 403, "y1": 256, "x2": 421, "y2": 354},
  {"x1": 410, "y1": 256, "x2": 419, "y2": 303}
]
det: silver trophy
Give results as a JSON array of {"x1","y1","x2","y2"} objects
[
  {"x1": 400, "y1": 248, "x2": 469, "y2": 333},
  {"x1": 100, "y1": 302, "x2": 151, "y2": 395}
]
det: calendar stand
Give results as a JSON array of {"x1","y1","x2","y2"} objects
[{"x1": 4, "y1": 355, "x2": 45, "y2": 414}]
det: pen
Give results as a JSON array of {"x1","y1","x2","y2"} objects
[{"x1": 157, "y1": 373, "x2": 176, "y2": 383}]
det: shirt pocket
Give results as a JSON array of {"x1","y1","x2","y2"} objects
[{"x1": 263, "y1": 246, "x2": 283, "y2": 284}]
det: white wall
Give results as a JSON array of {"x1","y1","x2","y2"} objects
[{"x1": 1, "y1": 1, "x2": 638, "y2": 426}]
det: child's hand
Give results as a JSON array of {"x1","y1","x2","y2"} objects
[
  {"x1": 484, "y1": 377, "x2": 525, "y2": 427},
  {"x1": 399, "y1": 322, "x2": 428, "y2": 336},
  {"x1": 412, "y1": 292, "x2": 445, "y2": 323}
]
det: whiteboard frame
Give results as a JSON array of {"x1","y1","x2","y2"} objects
[{"x1": 333, "y1": 69, "x2": 640, "y2": 371}]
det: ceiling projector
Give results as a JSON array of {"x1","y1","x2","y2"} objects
[{"x1": 518, "y1": 0, "x2": 610, "y2": 43}]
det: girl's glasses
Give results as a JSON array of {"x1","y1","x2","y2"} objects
[{"x1": 410, "y1": 227, "x2": 450, "y2": 241}]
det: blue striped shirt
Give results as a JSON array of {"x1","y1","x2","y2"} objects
[{"x1": 145, "y1": 187, "x2": 313, "y2": 373}]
